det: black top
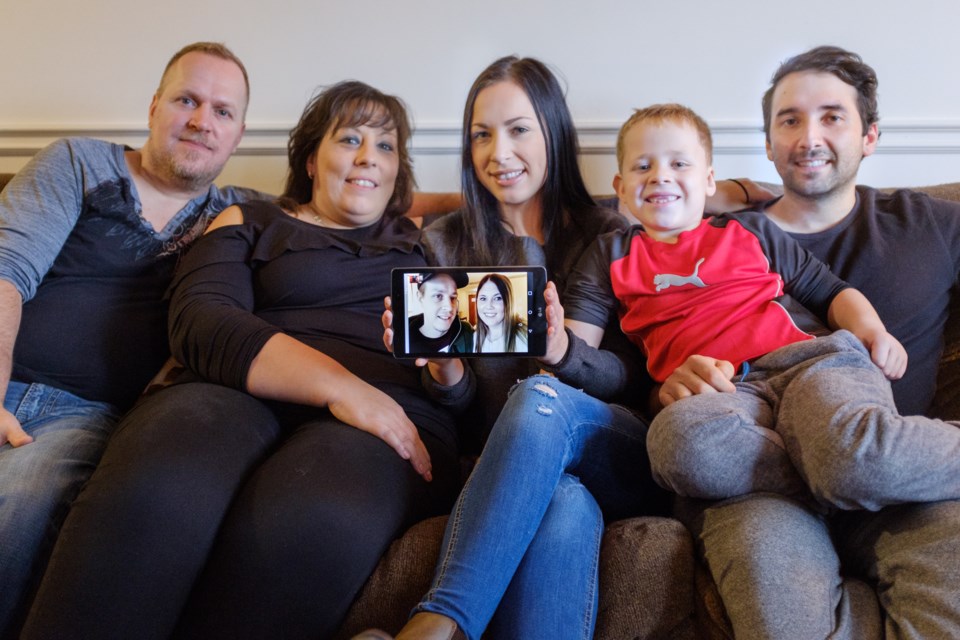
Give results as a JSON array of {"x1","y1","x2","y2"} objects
[
  {"x1": 8, "y1": 144, "x2": 254, "y2": 410},
  {"x1": 762, "y1": 186, "x2": 960, "y2": 415},
  {"x1": 168, "y1": 199, "x2": 458, "y2": 447},
  {"x1": 407, "y1": 314, "x2": 474, "y2": 354}
]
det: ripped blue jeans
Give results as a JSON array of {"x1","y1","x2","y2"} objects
[{"x1": 414, "y1": 375, "x2": 660, "y2": 640}]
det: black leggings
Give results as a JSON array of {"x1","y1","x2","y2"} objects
[{"x1": 22, "y1": 382, "x2": 459, "y2": 640}]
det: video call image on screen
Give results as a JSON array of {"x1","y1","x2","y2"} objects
[{"x1": 403, "y1": 271, "x2": 531, "y2": 355}]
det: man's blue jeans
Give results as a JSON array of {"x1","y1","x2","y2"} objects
[
  {"x1": 415, "y1": 375, "x2": 662, "y2": 640},
  {"x1": 0, "y1": 381, "x2": 119, "y2": 638}
]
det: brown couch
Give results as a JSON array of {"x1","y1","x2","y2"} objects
[
  {"x1": 2, "y1": 172, "x2": 958, "y2": 638},
  {"x1": 334, "y1": 182, "x2": 960, "y2": 640}
]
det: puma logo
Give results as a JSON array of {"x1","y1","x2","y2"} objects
[{"x1": 654, "y1": 258, "x2": 707, "y2": 292}]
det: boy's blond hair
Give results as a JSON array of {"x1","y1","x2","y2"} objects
[{"x1": 616, "y1": 103, "x2": 713, "y2": 169}]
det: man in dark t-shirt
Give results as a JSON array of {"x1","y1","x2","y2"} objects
[
  {"x1": 406, "y1": 271, "x2": 474, "y2": 354},
  {"x1": 661, "y1": 46, "x2": 960, "y2": 639}
]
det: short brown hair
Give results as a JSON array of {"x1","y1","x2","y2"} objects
[
  {"x1": 156, "y1": 42, "x2": 250, "y2": 113},
  {"x1": 761, "y1": 45, "x2": 879, "y2": 141},
  {"x1": 279, "y1": 80, "x2": 415, "y2": 218},
  {"x1": 616, "y1": 103, "x2": 713, "y2": 169}
]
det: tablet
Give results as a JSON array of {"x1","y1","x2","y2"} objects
[{"x1": 391, "y1": 266, "x2": 548, "y2": 358}]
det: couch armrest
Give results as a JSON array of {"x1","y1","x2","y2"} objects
[
  {"x1": 931, "y1": 297, "x2": 960, "y2": 420},
  {"x1": 406, "y1": 192, "x2": 461, "y2": 220}
]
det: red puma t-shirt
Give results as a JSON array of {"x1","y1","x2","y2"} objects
[{"x1": 564, "y1": 211, "x2": 849, "y2": 382}]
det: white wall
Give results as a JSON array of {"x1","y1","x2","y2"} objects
[{"x1": 2, "y1": 0, "x2": 958, "y2": 194}]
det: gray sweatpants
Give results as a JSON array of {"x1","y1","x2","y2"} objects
[
  {"x1": 647, "y1": 330, "x2": 960, "y2": 510},
  {"x1": 649, "y1": 330, "x2": 960, "y2": 639},
  {"x1": 678, "y1": 494, "x2": 960, "y2": 640}
]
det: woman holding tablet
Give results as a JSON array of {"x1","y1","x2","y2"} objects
[{"x1": 375, "y1": 55, "x2": 773, "y2": 640}]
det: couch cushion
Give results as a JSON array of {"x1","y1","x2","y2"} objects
[
  {"x1": 334, "y1": 515, "x2": 447, "y2": 639},
  {"x1": 920, "y1": 183, "x2": 960, "y2": 420},
  {"x1": 336, "y1": 515, "x2": 702, "y2": 640},
  {"x1": 931, "y1": 298, "x2": 960, "y2": 420},
  {"x1": 596, "y1": 517, "x2": 701, "y2": 640}
]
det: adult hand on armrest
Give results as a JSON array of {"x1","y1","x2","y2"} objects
[
  {"x1": 705, "y1": 179, "x2": 782, "y2": 213},
  {"x1": 247, "y1": 333, "x2": 433, "y2": 481},
  {"x1": 656, "y1": 355, "x2": 736, "y2": 411}
]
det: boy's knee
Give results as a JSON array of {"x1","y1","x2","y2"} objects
[{"x1": 648, "y1": 404, "x2": 732, "y2": 490}]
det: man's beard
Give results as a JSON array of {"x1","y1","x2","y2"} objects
[
  {"x1": 781, "y1": 150, "x2": 859, "y2": 201},
  {"x1": 148, "y1": 140, "x2": 223, "y2": 192}
]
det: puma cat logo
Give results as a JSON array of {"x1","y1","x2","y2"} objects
[{"x1": 654, "y1": 258, "x2": 706, "y2": 292}]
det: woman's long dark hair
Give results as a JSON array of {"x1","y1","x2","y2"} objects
[{"x1": 455, "y1": 56, "x2": 596, "y2": 272}]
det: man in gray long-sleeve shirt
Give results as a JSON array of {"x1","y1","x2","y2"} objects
[{"x1": 0, "y1": 41, "x2": 251, "y2": 638}]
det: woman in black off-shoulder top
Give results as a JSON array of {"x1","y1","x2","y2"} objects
[{"x1": 24, "y1": 81, "x2": 470, "y2": 640}]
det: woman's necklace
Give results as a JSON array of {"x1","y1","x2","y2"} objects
[{"x1": 297, "y1": 202, "x2": 325, "y2": 226}]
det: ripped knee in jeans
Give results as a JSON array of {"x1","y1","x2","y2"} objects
[{"x1": 531, "y1": 380, "x2": 559, "y2": 415}]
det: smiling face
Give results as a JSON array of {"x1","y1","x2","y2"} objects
[
  {"x1": 144, "y1": 51, "x2": 247, "y2": 191},
  {"x1": 417, "y1": 275, "x2": 459, "y2": 338},
  {"x1": 614, "y1": 119, "x2": 716, "y2": 243},
  {"x1": 766, "y1": 71, "x2": 878, "y2": 203},
  {"x1": 469, "y1": 81, "x2": 548, "y2": 213},
  {"x1": 476, "y1": 279, "x2": 506, "y2": 331},
  {"x1": 307, "y1": 117, "x2": 400, "y2": 228}
]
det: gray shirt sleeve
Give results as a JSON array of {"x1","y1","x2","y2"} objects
[
  {"x1": 420, "y1": 363, "x2": 477, "y2": 414},
  {"x1": 544, "y1": 325, "x2": 651, "y2": 405},
  {"x1": 0, "y1": 139, "x2": 86, "y2": 301}
]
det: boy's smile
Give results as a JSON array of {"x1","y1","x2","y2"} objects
[{"x1": 614, "y1": 120, "x2": 716, "y2": 243}]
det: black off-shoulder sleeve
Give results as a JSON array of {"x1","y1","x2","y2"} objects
[{"x1": 168, "y1": 216, "x2": 281, "y2": 390}]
